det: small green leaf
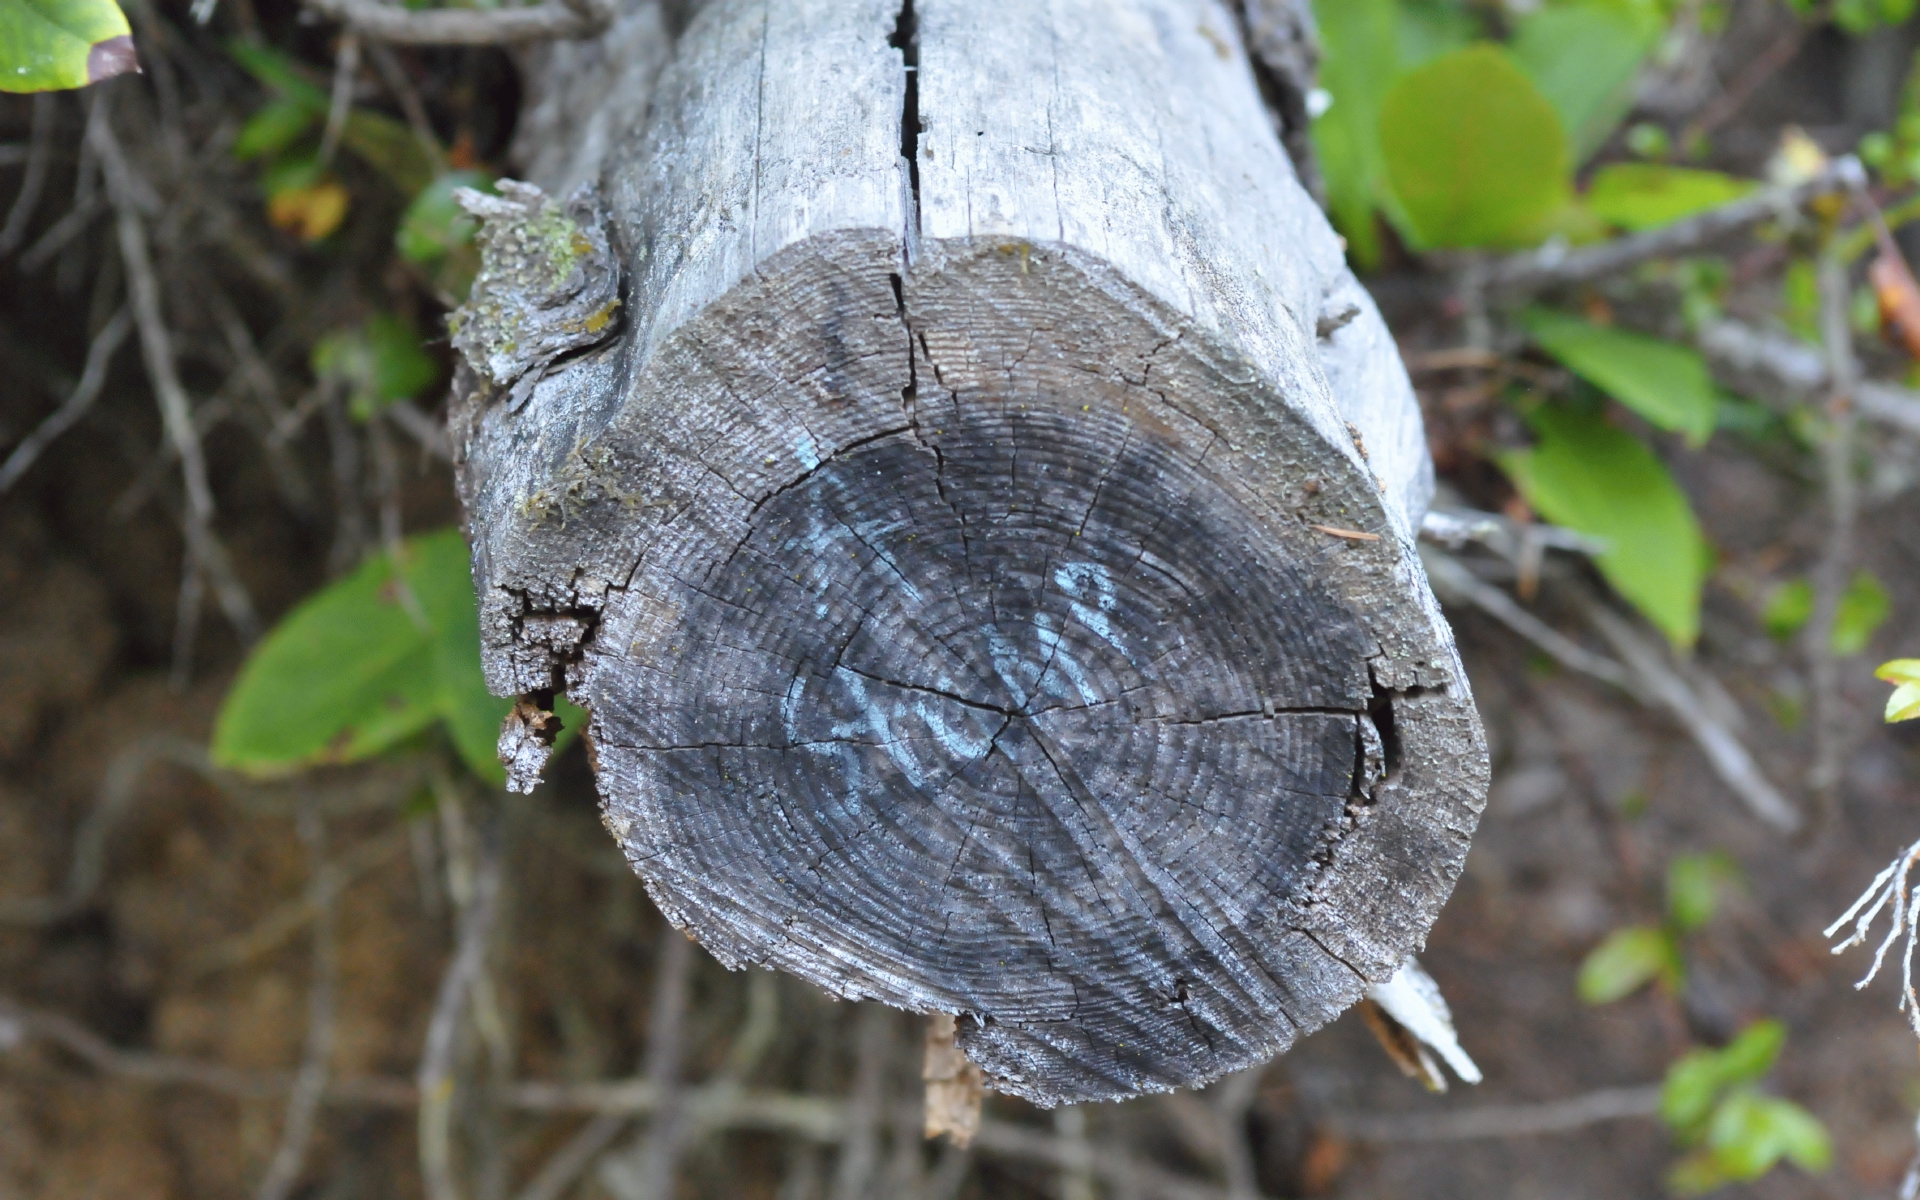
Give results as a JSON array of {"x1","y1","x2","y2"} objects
[
  {"x1": 1578, "y1": 925, "x2": 1681, "y2": 1004},
  {"x1": 1666, "y1": 852, "x2": 1741, "y2": 934},
  {"x1": 1883, "y1": 660, "x2": 1920, "y2": 723},
  {"x1": 1666, "y1": 1149, "x2": 1733, "y2": 1195},
  {"x1": 1706, "y1": 1091, "x2": 1831, "y2": 1181},
  {"x1": 1, "y1": 0, "x2": 136, "y2": 93},
  {"x1": 234, "y1": 96, "x2": 320, "y2": 161},
  {"x1": 1380, "y1": 45, "x2": 1571, "y2": 249},
  {"x1": 1523, "y1": 309, "x2": 1720, "y2": 444},
  {"x1": 397, "y1": 171, "x2": 493, "y2": 264},
  {"x1": 1881, "y1": 659, "x2": 1920, "y2": 686},
  {"x1": 228, "y1": 40, "x2": 328, "y2": 109},
  {"x1": 1663, "y1": 1048, "x2": 1730, "y2": 1134},
  {"x1": 405, "y1": 530, "x2": 511, "y2": 784},
  {"x1": 313, "y1": 313, "x2": 441, "y2": 421},
  {"x1": 1832, "y1": 570, "x2": 1891, "y2": 657},
  {"x1": 1586, "y1": 164, "x2": 1757, "y2": 231},
  {"x1": 1310, "y1": 0, "x2": 1402, "y2": 267},
  {"x1": 1762, "y1": 579, "x2": 1814, "y2": 642},
  {"x1": 1510, "y1": 0, "x2": 1661, "y2": 162},
  {"x1": 1500, "y1": 405, "x2": 1708, "y2": 647},
  {"x1": 1714, "y1": 1019, "x2": 1787, "y2": 1086},
  {"x1": 212, "y1": 550, "x2": 440, "y2": 775}
]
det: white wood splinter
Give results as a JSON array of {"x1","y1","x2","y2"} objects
[{"x1": 449, "y1": 0, "x2": 1489, "y2": 1105}]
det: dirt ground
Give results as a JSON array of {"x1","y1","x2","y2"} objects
[{"x1": 6, "y1": 3, "x2": 1920, "y2": 1198}]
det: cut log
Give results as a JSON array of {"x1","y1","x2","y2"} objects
[{"x1": 452, "y1": 0, "x2": 1488, "y2": 1105}]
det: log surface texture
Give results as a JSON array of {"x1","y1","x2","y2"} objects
[{"x1": 454, "y1": 0, "x2": 1489, "y2": 1105}]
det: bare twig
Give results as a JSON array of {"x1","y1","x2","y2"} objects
[
  {"x1": 384, "y1": 399, "x2": 453, "y2": 461},
  {"x1": 186, "y1": 828, "x2": 409, "y2": 979},
  {"x1": 0, "y1": 306, "x2": 132, "y2": 493},
  {"x1": 597, "y1": 928, "x2": 696, "y2": 1200},
  {"x1": 515, "y1": 1115, "x2": 631, "y2": 1200},
  {"x1": 418, "y1": 816, "x2": 502, "y2": 1200},
  {"x1": 1207, "y1": 1069, "x2": 1266, "y2": 1200},
  {"x1": 0, "y1": 94, "x2": 56, "y2": 256},
  {"x1": 1682, "y1": 2, "x2": 1829, "y2": 141},
  {"x1": 89, "y1": 96, "x2": 259, "y2": 644},
  {"x1": 1420, "y1": 547, "x2": 1633, "y2": 690},
  {"x1": 1695, "y1": 317, "x2": 1920, "y2": 435},
  {"x1": 1053, "y1": 1106, "x2": 1097, "y2": 1200},
  {"x1": 253, "y1": 806, "x2": 341, "y2": 1200},
  {"x1": 364, "y1": 42, "x2": 445, "y2": 169},
  {"x1": 304, "y1": 0, "x2": 610, "y2": 45},
  {"x1": 1326, "y1": 1085, "x2": 1663, "y2": 1142},
  {"x1": 829, "y1": 1006, "x2": 891, "y2": 1200},
  {"x1": 1826, "y1": 837, "x2": 1920, "y2": 1036},
  {"x1": 318, "y1": 32, "x2": 361, "y2": 167},
  {"x1": 18, "y1": 197, "x2": 105, "y2": 273},
  {"x1": 1485, "y1": 158, "x2": 1865, "y2": 298},
  {"x1": 1805, "y1": 244, "x2": 1863, "y2": 812}
]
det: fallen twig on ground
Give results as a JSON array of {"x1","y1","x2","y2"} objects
[
  {"x1": 0, "y1": 306, "x2": 132, "y2": 493},
  {"x1": 1325, "y1": 1084, "x2": 1663, "y2": 1142}
]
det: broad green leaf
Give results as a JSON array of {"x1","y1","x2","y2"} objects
[
  {"x1": 1878, "y1": 659, "x2": 1920, "y2": 686},
  {"x1": 1762, "y1": 579, "x2": 1814, "y2": 641},
  {"x1": 1523, "y1": 309, "x2": 1719, "y2": 444},
  {"x1": 1578, "y1": 925, "x2": 1680, "y2": 1004},
  {"x1": 0, "y1": 0, "x2": 135, "y2": 93},
  {"x1": 1501, "y1": 405, "x2": 1708, "y2": 646},
  {"x1": 1310, "y1": 0, "x2": 1401, "y2": 267},
  {"x1": 1832, "y1": 570, "x2": 1890, "y2": 656},
  {"x1": 1666, "y1": 852, "x2": 1740, "y2": 933},
  {"x1": 1586, "y1": 164, "x2": 1757, "y2": 231},
  {"x1": 1510, "y1": 0, "x2": 1661, "y2": 162},
  {"x1": 234, "y1": 97, "x2": 318, "y2": 161},
  {"x1": 212, "y1": 549, "x2": 440, "y2": 774},
  {"x1": 1380, "y1": 45, "x2": 1570, "y2": 249},
  {"x1": 1396, "y1": 0, "x2": 1478, "y2": 69},
  {"x1": 405, "y1": 529, "x2": 511, "y2": 784}
]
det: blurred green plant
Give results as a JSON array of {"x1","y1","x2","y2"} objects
[
  {"x1": 312, "y1": 312, "x2": 441, "y2": 421},
  {"x1": 1761, "y1": 571, "x2": 1891, "y2": 654},
  {"x1": 1660, "y1": 1021, "x2": 1832, "y2": 1193},
  {"x1": 1577, "y1": 852, "x2": 1738, "y2": 1004},
  {"x1": 1881, "y1": 658, "x2": 1920, "y2": 722},
  {"x1": 0, "y1": 0, "x2": 136, "y2": 93},
  {"x1": 212, "y1": 528, "x2": 579, "y2": 787}
]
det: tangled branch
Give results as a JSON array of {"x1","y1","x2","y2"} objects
[{"x1": 1826, "y1": 838, "x2": 1920, "y2": 1036}]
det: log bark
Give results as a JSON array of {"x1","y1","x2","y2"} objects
[{"x1": 453, "y1": 0, "x2": 1488, "y2": 1105}]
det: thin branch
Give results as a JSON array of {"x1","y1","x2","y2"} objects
[
  {"x1": 383, "y1": 399, "x2": 453, "y2": 461},
  {"x1": 304, "y1": 0, "x2": 610, "y2": 45},
  {"x1": 318, "y1": 32, "x2": 360, "y2": 167},
  {"x1": 1805, "y1": 244, "x2": 1862, "y2": 810},
  {"x1": 89, "y1": 97, "x2": 258, "y2": 644},
  {"x1": 0, "y1": 94, "x2": 56, "y2": 256},
  {"x1": 1695, "y1": 316, "x2": 1920, "y2": 435},
  {"x1": 1826, "y1": 837, "x2": 1920, "y2": 1036},
  {"x1": 597, "y1": 928, "x2": 696, "y2": 1200},
  {"x1": 515, "y1": 1115, "x2": 630, "y2": 1200},
  {"x1": 1326, "y1": 1085, "x2": 1663, "y2": 1142},
  {"x1": 253, "y1": 805, "x2": 341, "y2": 1200},
  {"x1": 827, "y1": 1005, "x2": 891, "y2": 1200},
  {"x1": 0, "y1": 306, "x2": 132, "y2": 493},
  {"x1": 418, "y1": 817, "x2": 502, "y2": 1200},
  {"x1": 1681, "y1": 2, "x2": 1829, "y2": 140},
  {"x1": 1484, "y1": 158, "x2": 1866, "y2": 298},
  {"x1": 1052, "y1": 1106, "x2": 1097, "y2": 1200},
  {"x1": 1420, "y1": 547, "x2": 1633, "y2": 690}
]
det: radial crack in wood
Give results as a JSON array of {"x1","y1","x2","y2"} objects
[{"x1": 452, "y1": 0, "x2": 1487, "y2": 1105}]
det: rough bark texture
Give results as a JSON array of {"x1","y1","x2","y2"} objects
[{"x1": 454, "y1": 0, "x2": 1488, "y2": 1105}]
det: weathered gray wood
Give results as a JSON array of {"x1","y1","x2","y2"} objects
[{"x1": 451, "y1": 0, "x2": 1487, "y2": 1105}]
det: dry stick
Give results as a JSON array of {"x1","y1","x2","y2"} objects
[
  {"x1": 514, "y1": 1115, "x2": 631, "y2": 1200},
  {"x1": 0, "y1": 306, "x2": 132, "y2": 492},
  {"x1": 1052, "y1": 1106, "x2": 1097, "y2": 1200},
  {"x1": 1805, "y1": 244, "x2": 1863, "y2": 815},
  {"x1": 187, "y1": 828, "x2": 409, "y2": 979},
  {"x1": 170, "y1": 553, "x2": 207, "y2": 690},
  {"x1": 254, "y1": 805, "x2": 341, "y2": 1200},
  {"x1": 318, "y1": 32, "x2": 360, "y2": 167},
  {"x1": 1419, "y1": 547, "x2": 1632, "y2": 690},
  {"x1": 829, "y1": 1005, "x2": 892, "y2": 1200},
  {"x1": 303, "y1": 0, "x2": 609, "y2": 45},
  {"x1": 596, "y1": 928, "x2": 695, "y2": 1200},
  {"x1": 1326, "y1": 1085, "x2": 1663, "y2": 1143},
  {"x1": 1484, "y1": 158, "x2": 1866, "y2": 299},
  {"x1": 385, "y1": 399, "x2": 453, "y2": 461},
  {"x1": 18, "y1": 197, "x2": 105, "y2": 273},
  {"x1": 0, "y1": 94, "x2": 56, "y2": 256},
  {"x1": 1207, "y1": 1069, "x2": 1265, "y2": 1200},
  {"x1": 1695, "y1": 317, "x2": 1920, "y2": 435},
  {"x1": 418, "y1": 821, "x2": 502, "y2": 1200},
  {"x1": 88, "y1": 97, "x2": 259, "y2": 645}
]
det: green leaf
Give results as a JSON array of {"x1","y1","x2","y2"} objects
[
  {"x1": 405, "y1": 529, "x2": 511, "y2": 784},
  {"x1": 1500, "y1": 405, "x2": 1708, "y2": 646},
  {"x1": 1832, "y1": 570, "x2": 1890, "y2": 657},
  {"x1": 1510, "y1": 0, "x2": 1662, "y2": 162},
  {"x1": 1523, "y1": 309, "x2": 1720, "y2": 444},
  {"x1": 1706, "y1": 1091, "x2": 1831, "y2": 1181},
  {"x1": 1666, "y1": 1149, "x2": 1734, "y2": 1195},
  {"x1": 313, "y1": 313, "x2": 440, "y2": 421},
  {"x1": 234, "y1": 96, "x2": 320, "y2": 161},
  {"x1": 397, "y1": 171, "x2": 492, "y2": 264},
  {"x1": 1715, "y1": 1019, "x2": 1787, "y2": 1086},
  {"x1": 1380, "y1": 45, "x2": 1570, "y2": 249},
  {"x1": 1883, "y1": 660, "x2": 1920, "y2": 723},
  {"x1": 213, "y1": 528, "x2": 519, "y2": 786},
  {"x1": 1578, "y1": 925, "x2": 1681, "y2": 1004},
  {"x1": 1310, "y1": 0, "x2": 1401, "y2": 267},
  {"x1": 212, "y1": 548, "x2": 440, "y2": 774},
  {"x1": 1762, "y1": 579, "x2": 1814, "y2": 642},
  {"x1": 1663, "y1": 1049, "x2": 1731, "y2": 1134},
  {"x1": 228, "y1": 40, "x2": 328, "y2": 110},
  {"x1": 1586, "y1": 164, "x2": 1757, "y2": 231},
  {"x1": 341, "y1": 108, "x2": 435, "y2": 196},
  {"x1": 1, "y1": 0, "x2": 135, "y2": 93},
  {"x1": 1396, "y1": 0, "x2": 1479, "y2": 69},
  {"x1": 1666, "y1": 852, "x2": 1741, "y2": 933}
]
